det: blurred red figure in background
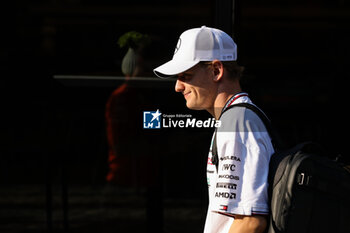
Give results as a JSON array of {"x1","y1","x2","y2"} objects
[{"x1": 105, "y1": 31, "x2": 160, "y2": 187}]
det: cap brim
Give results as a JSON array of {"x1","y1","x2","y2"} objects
[{"x1": 153, "y1": 60, "x2": 200, "y2": 79}]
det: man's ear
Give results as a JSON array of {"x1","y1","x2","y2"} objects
[{"x1": 212, "y1": 60, "x2": 224, "y2": 82}]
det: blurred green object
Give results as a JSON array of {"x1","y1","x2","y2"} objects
[{"x1": 118, "y1": 31, "x2": 150, "y2": 49}]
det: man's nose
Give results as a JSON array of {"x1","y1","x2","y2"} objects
[{"x1": 175, "y1": 79, "x2": 185, "y2": 93}]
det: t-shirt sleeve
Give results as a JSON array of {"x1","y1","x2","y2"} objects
[{"x1": 210, "y1": 108, "x2": 274, "y2": 216}]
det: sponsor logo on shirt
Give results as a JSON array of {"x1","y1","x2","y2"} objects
[
  {"x1": 215, "y1": 192, "x2": 236, "y2": 199},
  {"x1": 216, "y1": 182, "x2": 237, "y2": 190},
  {"x1": 218, "y1": 174, "x2": 240, "y2": 180},
  {"x1": 222, "y1": 164, "x2": 236, "y2": 171},
  {"x1": 220, "y1": 156, "x2": 241, "y2": 162},
  {"x1": 220, "y1": 205, "x2": 228, "y2": 211}
]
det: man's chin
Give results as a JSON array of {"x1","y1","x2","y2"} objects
[{"x1": 186, "y1": 102, "x2": 205, "y2": 111}]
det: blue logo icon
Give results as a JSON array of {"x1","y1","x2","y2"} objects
[{"x1": 143, "y1": 110, "x2": 162, "y2": 129}]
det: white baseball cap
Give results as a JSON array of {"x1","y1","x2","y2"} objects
[{"x1": 153, "y1": 26, "x2": 237, "y2": 78}]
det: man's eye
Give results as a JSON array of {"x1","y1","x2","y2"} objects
[
  {"x1": 178, "y1": 74, "x2": 192, "y2": 81},
  {"x1": 178, "y1": 76, "x2": 186, "y2": 81}
]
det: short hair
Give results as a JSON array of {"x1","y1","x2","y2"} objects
[{"x1": 199, "y1": 61, "x2": 244, "y2": 81}]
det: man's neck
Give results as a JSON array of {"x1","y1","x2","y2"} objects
[
  {"x1": 213, "y1": 93, "x2": 235, "y2": 120},
  {"x1": 209, "y1": 90, "x2": 242, "y2": 120}
]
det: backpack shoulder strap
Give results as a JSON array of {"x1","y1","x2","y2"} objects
[
  {"x1": 211, "y1": 103, "x2": 282, "y2": 172},
  {"x1": 226, "y1": 103, "x2": 282, "y2": 149},
  {"x1": 211, "y1": 129, "x2": 219, "y2": 171}
]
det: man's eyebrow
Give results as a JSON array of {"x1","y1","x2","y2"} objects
[
  {"x1": 182, "y1": 72, "x2": 194, "y2": 76},
  {"x1": 177, "y1": 71, "x2": 194, "y2": 79},
  {"x1": 177, "y1": 72, "x2": 188, "y2": 77}
]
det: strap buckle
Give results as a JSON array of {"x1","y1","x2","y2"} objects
[{"x1": 297, "y1": 173, "x2": 312, "y2": 186}]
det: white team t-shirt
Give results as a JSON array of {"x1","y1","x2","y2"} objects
[{"x1": 203, "y1": 93, "x2": 274, "y2": 233}]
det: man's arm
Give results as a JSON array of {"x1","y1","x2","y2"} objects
[{"x1": 228, "y1": 215, "x2": 267, "y2": 233}]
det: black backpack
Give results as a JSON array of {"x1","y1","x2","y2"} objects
[{"x1": 211, "y1": 103, "x2": 350, "y2": 233}]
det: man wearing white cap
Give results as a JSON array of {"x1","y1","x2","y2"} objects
[{"x1": 154, "y1": 26, "x2": 274, "y2": 233}]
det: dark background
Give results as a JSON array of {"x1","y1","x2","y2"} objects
[{"x1": 0, "y1": 0, "x2": 348, "y2": 232}]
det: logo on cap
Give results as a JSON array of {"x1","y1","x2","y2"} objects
[{"x1": 174, "y1": 38, "x2": 181, "y2": 55}]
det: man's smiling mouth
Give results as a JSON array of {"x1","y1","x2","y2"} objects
[{"x1": 183, "y1": 91, "x2": 191, "y2": 99}]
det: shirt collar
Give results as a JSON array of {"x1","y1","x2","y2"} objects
[{"x1": 222, "y1": 92, "x2": 249, "y2": 113}]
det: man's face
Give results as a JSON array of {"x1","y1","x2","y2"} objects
[{"x1": 175, "y1": 64, "x2": 216, "y2": 110}]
